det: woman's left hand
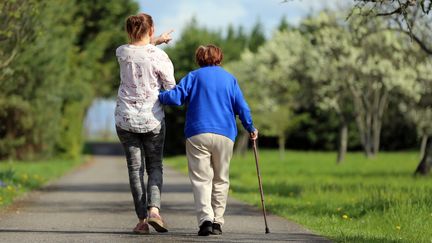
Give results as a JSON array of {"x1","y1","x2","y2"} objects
[{"x1": 250, "y1": 129, "x2": 258, "y2": 141}]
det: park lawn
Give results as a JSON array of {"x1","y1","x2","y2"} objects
[
  {"x1": 0, "y1": 157, "x2": 85, "y2": 208},
  {"x1": 165, "y1": 150, "x2": 432, "y2": 243}
]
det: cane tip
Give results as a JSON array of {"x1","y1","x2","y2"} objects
[{"x1": 265, "y1": 228, "x2": 270, "y2": 234}]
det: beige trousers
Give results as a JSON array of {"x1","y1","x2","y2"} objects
[{"x1": 186, "y1": 133, "x2": 234, "y2": 227}]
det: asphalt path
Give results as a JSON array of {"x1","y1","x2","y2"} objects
[{"x1": 0, "y1": 156, "x2": 330, "y2": 243}]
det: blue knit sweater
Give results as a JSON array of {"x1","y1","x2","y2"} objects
[{"x1": 158, "y1": 66, "x2": 255, "y2": 142}]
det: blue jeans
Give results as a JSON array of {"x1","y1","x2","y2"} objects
[{"x1": 116, "y1": 121, "x2": 165, "y2": 220}]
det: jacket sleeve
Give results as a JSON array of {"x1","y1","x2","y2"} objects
[
  {"x1": 158, "y1": 73, "x2": 192, "y2": 106},
  {"x1": 233, "y1": 80, "x2": 256, "y2": 133},
  {"x1": 155, "y1": 49, "x2": 176, "y2": 90}
]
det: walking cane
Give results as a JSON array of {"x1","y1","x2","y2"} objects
[{"x1": 252, "y1": 139, "x2": 270, "y2": 234}]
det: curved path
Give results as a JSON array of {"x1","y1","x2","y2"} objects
[{"x1": 0, "y1": 156, "x2": 330, "y2": 242}]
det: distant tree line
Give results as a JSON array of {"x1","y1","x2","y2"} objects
[
  {"x1": 162, "y1": 14, "x2": 428, "y2": 165},
  {"x1": 1, "y1": 1, "x2": 430, "y2": 177}
]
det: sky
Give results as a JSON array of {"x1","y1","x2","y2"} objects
[
  {"x1": 138, "y1": 0, "x2": 349, "y2": 40},
  {"x1": 84, "y1": 0, "x2": 352, "y2": 138}
]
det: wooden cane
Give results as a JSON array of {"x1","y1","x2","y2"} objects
[{"x1": 252, "y1": 139, "x2": 270, "y2": 234}]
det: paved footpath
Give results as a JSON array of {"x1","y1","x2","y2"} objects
[{"x1": 0, "y1": 156, "x2": 330, "y2": 243}]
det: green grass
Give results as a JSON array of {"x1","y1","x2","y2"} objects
[
  {"x1": 0, "y1": 157, "x2": 85, "y2": 208},
  {"x1": 165, "y1": 150, "x2": 432, "y2": 243}
]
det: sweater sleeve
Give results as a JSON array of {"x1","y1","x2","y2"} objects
[
  {"x1": 158, "y1": 73, "x2": 192, "y2": 106},
  {"x1": 233, "y1": 80, "x2": 256, "y2": 133}
]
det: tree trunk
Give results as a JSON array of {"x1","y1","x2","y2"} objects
[
  {"x1": 362, "y1": 114, "x2": 373, "y2": 158},
  {"x1": 278, "y1": 135, "x2": 286, "y2": 160},
  {"x1": 372, "y1": 114, "x2": 381, "y2": 156},
  {"x1": 420, "y1": 134, "x2": 428, "y2": 159},
  {"x1": 347, "y1": 78, "x2": 387, "y2": 159},
  {"x1": 372, "y1": 90, "x2": 387, "y2": 156},
  {"x1": 234, "y1": 132, "x2": 249, "y2": 156},
  {"x1": 337, "y1": 122, "x2": 348, "y2": 164},
  {"x1": 354, "y1": 113, "x2": 373, "y2": 158},
  {"x1": 351, "y1": 92, "x2": 373, "y2": 158},
  {"x1": 364, "y1": 136, "x2": 373, "y2": 158},
  {"x1": 414, "y1": 136, "x2": 432, "y2": 176}
]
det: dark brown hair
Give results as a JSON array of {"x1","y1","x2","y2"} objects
[
  {"x1": 126, "y1": 13, "x2": 153, "y2": 42},
  {"x1": 195, "y1": 44, "x2": 223, "y2": 67}
]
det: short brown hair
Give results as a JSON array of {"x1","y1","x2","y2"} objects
[
  {"x1": 126, "y1": 13, "x2": 153, "y2": 42},
  {"x1": 195, "y1": 45, "x2": 223, "y2": 67}
]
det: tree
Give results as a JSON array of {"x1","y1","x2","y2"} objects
[
  {"x1": 57, "y1": 0, "x2": 138, "y2": 158},
  {"x1": 277, "y1": 15, "x2": 291, "y2": 32},
  {"x1": 345, "y1": 20, "x2": 419, "y2": 157},
  {"x1": 73, "y1": 0, "x2": 139, "y2": 97},
  {"x1": 230, "y1": 20, "x2": 267, "y2": 155},
  {"x1": 0, "y1": 0, "x2": 40, "y2": 158},
  {"x1": 351, "y1": 0, "x2": 432, "y2": 54},
  {"x1": 248, "y1": 19, "x2": 266, "y2": 52},
  {"x1": 300, "y1": 12, "x2": 356, "y2": 163},
  {"x1": 351, "y1": 0, "x2": 432, "y2": 174},
  {"x1": 399, "y1": 58, "x2": 432, "y2": 174},
  {"x1": 0, "y1": 0, "x2": 138, "y2": 160},
  {"x1": 0, "y1": 0, "x2": 38, "y2": 73},
  {"x1": 299, "y1": 10, "x2": 422, "y2": 161},
  {"x1": 227, "y1": 30, "x2": 306, "y2": 158}
]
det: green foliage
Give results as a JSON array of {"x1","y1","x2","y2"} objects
[
  {"x1": 0, "y1": 0, "x2": 39, "y2": 71},
  {"x1": 0, "y1": 0, "x2": 138, "y2": 160},
  {"x1": 223, "y1": 25, "x2": 249, "y2": 61},
  {"x1": 0, "y1": 96, "x2": 33, "y2": 158},
  {"x1": 56, "y1": 82, "x2": 93, "y2": 159},
  {"x1": 300, "y1": 11, "x2": 423, "y2": 156},
  {"x1": 277, "y1": 16, "x2": 291, "y2": 32},
  {"x1": 399, "y1": 56, "x2": 432, "y2": 138},
  {"x1": 227, "y1": 30, "x2": 307, "y2": 153},
  {"x1": 73, "y1": 0, "x2": 138, "y2": 97},
  {"x1": 165, "y1": 150, "x2": 432, "y2": 242},
  {"x1": 247, "y1": 20, "x2": 266, "y2": 52}
]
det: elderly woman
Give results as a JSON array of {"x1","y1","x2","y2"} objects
[{"x1": 159, "y1": 44, "x2": 258, "y2": 236}]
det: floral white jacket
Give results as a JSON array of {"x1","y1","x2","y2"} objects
[{"x1": 115, "y1": 44, "x2": 175, "y2": 133}]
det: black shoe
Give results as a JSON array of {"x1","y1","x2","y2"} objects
[
  {"x1": 198, "y1": 221, "x2": 213, "y2": 236},
  {"x1": 211, "y1": 223, "x2": 222, "y2": 235}
]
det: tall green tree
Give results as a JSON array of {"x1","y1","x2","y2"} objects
[
  {"x1": 248, "y1": 20, "x2": 266, "y2": 52},
  {"x1": 277, "y1": 16, "x2": 290, "y2": 32},
  {"x1": 57, "y1": 0, "x2": 138, "y2": 158},
  {"x1": 0, "y1": 0, "x2": 40, "y2": 158},
  {"x1": 0, "y1": 0, "x2": 138, "y2": 160},
  {"x1": 0, "y1": 0, "x2": 81, "y2": 159},
  {"x1": 73, "y1": 0, "x2": 138, "y2": 97}
]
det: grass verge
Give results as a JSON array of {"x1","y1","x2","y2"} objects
[
  {"x1": 0, "y1": 157, "x2": 86, "y2": 208},
  {"x1": 165, "y1": 150, "x2": 432, "y2": 243}
]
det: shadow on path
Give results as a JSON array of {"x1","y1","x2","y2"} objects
[
  {"x1": 0, "y1": 228, "x2": 327, "y2": 242},
  {"x1": 41, "y1": 183, "x2": 193, "y2": 194}
]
